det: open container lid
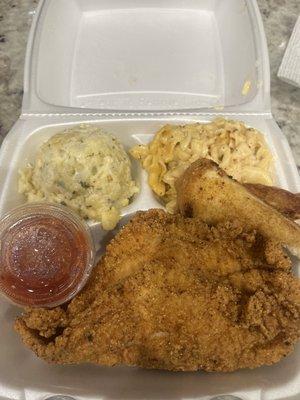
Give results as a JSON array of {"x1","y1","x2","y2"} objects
[
  {"x1": 23, "y1": 0, "x2": 271, "y2": 115},
  {"x1": 1, "y1": 2, "x2": 299, "y2": 400}
]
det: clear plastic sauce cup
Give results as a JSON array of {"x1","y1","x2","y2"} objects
[{"x1": 0, "y1": 203, "x2": 95, "y2": 308}]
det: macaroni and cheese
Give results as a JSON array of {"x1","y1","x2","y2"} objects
[{"x1": 130, "y1": 118, "x2": 274, "y2": 212}]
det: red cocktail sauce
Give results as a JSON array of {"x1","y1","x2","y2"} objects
[{"x1": 0, "y1": 205, "x2": 94, "y2": 307}]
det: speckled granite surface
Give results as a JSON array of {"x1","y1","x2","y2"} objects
[{"x1": 0, "y1": 0, "x2": 299, "y2": 166}]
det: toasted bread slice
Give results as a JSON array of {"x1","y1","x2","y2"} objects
[
  {"x1": 176, "y1": 158, "x2": 300, "y2": 257},
  {"x1": 244, "y1": 183, "x2": 300, "y2": 220}
]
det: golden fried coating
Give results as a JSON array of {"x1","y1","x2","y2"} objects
[{"x1": 15, "y1": 210, "x2": 300, "y2": 372}]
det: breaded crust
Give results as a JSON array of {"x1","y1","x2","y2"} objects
[{"x1": 15, "y1": 210, "x2": 300, "y2": 372}]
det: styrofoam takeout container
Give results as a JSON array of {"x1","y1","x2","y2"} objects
[{"x1": 0, "y1": 1, "x2": 299, "y2": 399}]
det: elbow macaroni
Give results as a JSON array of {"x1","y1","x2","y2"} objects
[{"x1": 130, "y1": 118, "x2": 274, "y2": 212}]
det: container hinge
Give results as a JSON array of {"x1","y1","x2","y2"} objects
[{"x1": 21, "y1": 111, "x2": 273, "y2": 118}]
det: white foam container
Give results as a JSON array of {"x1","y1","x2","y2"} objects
[{"x1": 0, "y1": 1, "x2": 299, "y2": 400}]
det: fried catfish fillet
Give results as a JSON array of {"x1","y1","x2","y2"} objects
[
  {"x1": 177, "y1": 158, "x2": 300, "y2": 258},
  {"x1": 15, "y1": 210, "x2": 300, "y2": 372}
]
